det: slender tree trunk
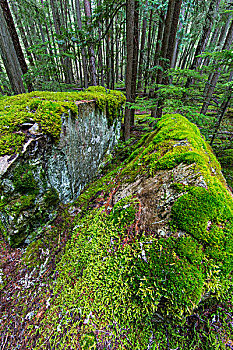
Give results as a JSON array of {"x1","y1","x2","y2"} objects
[
  {"x1": 0, "y1": 0, "x2": 32, "y2": 91},
  {"x1": 110, "y1": 21, "x2": 115, "y2": 89},
  {"x1": 185, "y1": 0, "x2": 221, "y2": 89},
  {"x1": 143, "y1": 9, "x2": 153, "y2": 94},
  {"x1": 124, "y1": 0, "x2": 135, "y2": 140},
  {"x1": 165, "y1": 0, "x2": 182, "y2": 73},
  {"x1": 151, "y1": 9, "x2": 165, "y2": 85},
  {"x1": 210, "y1": 71, "x2": 233, "y2": 145},
  {"x1": 11, "y1": 4, "x2": 34, "y2": 66},
  {"x1": 130, "y1": 0, "x2": 139, "y2": 125},
  {"x1": 106, "y1": 17, "x2": 110, "y2": 87},
  {"x1": 115, "y1": 21, "x2": 120, "y2": 85},
  {"x1": 153, "y1": 0, "x2": 182, "y2": 118},
  {"x1": 151, "y1": 0, "x2": 176, "y2": 118},
  {"x1": 98, "y1": 0, "x2": 104, "y2": 86},
  {"x1": 137, "y1": 0, "x2": 148, "y2": 90},
  {"x1": 75, "y1": 0, "x2": 88, "y2": 88},
  {"x1": 156, "y1": 0, "x2": 176, "y2": 86},
  {"x1": 0, "y1": 5, "x2": 25, "y2": 94},
  {"x1": 84, "y1": 0, "x2": 97, "y2": 86},
  {"x1": 171, "y1": 6, "x2": 185, "y2": 69},
  {"x1": 201, "y1": 20, "x2": 233, "y2": 115}
]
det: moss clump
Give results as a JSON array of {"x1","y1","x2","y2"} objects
[
  {"x1": 43, "y1": 188, "x2": 59, "y2": 208},
  {"x1": 171, "y1": 186, "x2": 226, "y2": 240},
  {"x1": 0, "y1": 86, "x2": 125, "y2": 156},
  {"x1": 13, "y1": 163, "x2": 39, "y2": 195}
]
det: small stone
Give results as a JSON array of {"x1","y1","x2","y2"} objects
[
  {"x1": 29, "y1": 123, "x2": 41, "y2": 135},
  {"x1": 158, "y1": 229, "x2": 166, "y2": 237},
  {"x1": 21, "y1": 123, "x2": 34, "y2": 129}
]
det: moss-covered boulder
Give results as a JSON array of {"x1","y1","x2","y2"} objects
[
  {"x1": 0, "y1": 87, "x2": 125, "y2": 246},
  {"x1": 30, "y1": 114, "x2": 233, "y2": 349}
]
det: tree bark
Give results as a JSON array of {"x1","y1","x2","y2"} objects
[
  {"x1": 210, "y1": 71, "x2": 233, "y2": 145},
  {"x1": 75, "y1": 0, "x2": 88, "y2": 88},
  {"x1": 137, "y1": 0, "x2": 148, "y2": 90},
  {"x1": 124, "y1": 0, "x2": 135, "y2": 140},
  {"x1": 143, "y1": 9, "x2": 153, "y2": 94},
  {"x1": 200, "y1": 20, "x2": 233, "y2": 115},
  {"x1": 84, "y1": 0, "x2": 97, "y2": 86},
  {"x1": 0, "y1": 5, "x2": 25, "y2": 94},
  {"x1": 130, "y1": 0, "x2": 139, "y2": 125},
  {"x1": 0, "y1": 0, "x2": 32, "y2": 91},
  {"x1": 164, "y1": 0, "x2": 182, "y2": 82},
  {"x1": 185, "y1": 0, "x2": 221, "y2": 89}
]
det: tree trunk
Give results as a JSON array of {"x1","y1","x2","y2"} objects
[
  {"x1": 97, "y1": 0, "x2": 104, "y2": 86},
  {"x1": 75, "y1": 0, "x2": 88, "y2": 88},
  {"x1": 137, "y1": 0, "x2": 148, "y2": 90},
  {"x1": 151, "y1": 9, "x2": 165, "y2": 86},
  {"x1": 171, "y1": 6, "x2": 185, "y2": 69},
  {"x1": 130, "y1": 0, "x2": 139, "y2": 125},
  {"x1": 84, "y1": 0, "x2": 97, "y2": 86},
  {"x1": 0, "y1": 5, "x2": 25, "y2": 94},
  {"x1": 156, "y1": 0, "x2": 176, "y2": 86},
  {"x1": 110, "y1": 21, "x2": 115, "y2": 89},
  {"x1": 0, "y1": 0, "x2": 32, "y2": 91},
  {"x1": 185, "y1": 0, "x2": 221, "y2": 89},
  {"x1": 106, "y1": 17, "x2": 110, "y2": 87},
  {"x1": 210, "y1": 71, "x2": 233, "y2": 145},
  {"x1": 124, "y1": 0, "x2": 135, "y2": 141},
  {"x1": 143, "y1": 9, "x2": 153, "y2": 94},
  {"x1": 164, "y1": 0, "x2": 182, "y2": 81},
  {"x1": 200, "y1": 20, "x2": 233, "y2": 115}
]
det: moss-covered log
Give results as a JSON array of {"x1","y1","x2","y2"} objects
[{"x1": 24, "y1": 113, "x2": 233, "y2": 349}]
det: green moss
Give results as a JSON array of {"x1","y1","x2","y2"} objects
[
  {"x1": 0, "y1": 86, "x2": 125, "y2": 156},
  {"x1": 13, "y1": 163, "x2": 39, "y2": 195},
  {"x1": 22, "y1": 238, "x2": 43, "y2": 268},
  {"x1": 24, "y1": 114, "x2": 233, "y2": 349},
  {"x1": 9, "y1": 194, "x2": 36, "y2": 215},
  {"x1": 171, "y1": 186, "x2": 225, "y2": 240},
  {"x1": 43, "y1": 188, "x2": 59, "y2": 208}
]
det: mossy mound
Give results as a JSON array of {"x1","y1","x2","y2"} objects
[
  {"x1": 24, "y1": 114, "x2": 233, "y2": 349},
  {"x1": 0, "y1": 86, "x2": 125, "y2": 156}
]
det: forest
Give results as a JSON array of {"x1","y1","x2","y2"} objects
[
  {"x1": 0, "y1": 0, "x2": 232, "y2": 146},
  {"x1": 0, "y1": 0, "x2": 233, "y2": 349}
]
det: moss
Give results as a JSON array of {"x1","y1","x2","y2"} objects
[
  {"x1": 23, "y1": 114, "x2": 233, "y2": 348},
  {"x1": 170, "y1": 186, "x2": 225, "y2": 240},
  {"x1": 0, "y1": 86, "x2": 125, "y2": 156},
  {"x1": 13, "y1": 163, "x2": 39, "y2": 195},
  {"x1": 43, "y1": 188, "x2": 59, "y2": 208},
  {"x1": 22, "y1": 238, "x2": 43, "y2": 268},
  {"x1": 8, "y1": 194, "x2": 36, "y2": 216}
]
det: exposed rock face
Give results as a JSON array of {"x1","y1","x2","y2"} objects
[
  {"x1": 113, "y1": 162, "x2": 208, "y2": 236},
  {"x1": 46, "y1": 101, "x2": 120, "y2": 202},
  {"x1": 0, "y1": 94, "x2": 123, "y2": 246}
]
